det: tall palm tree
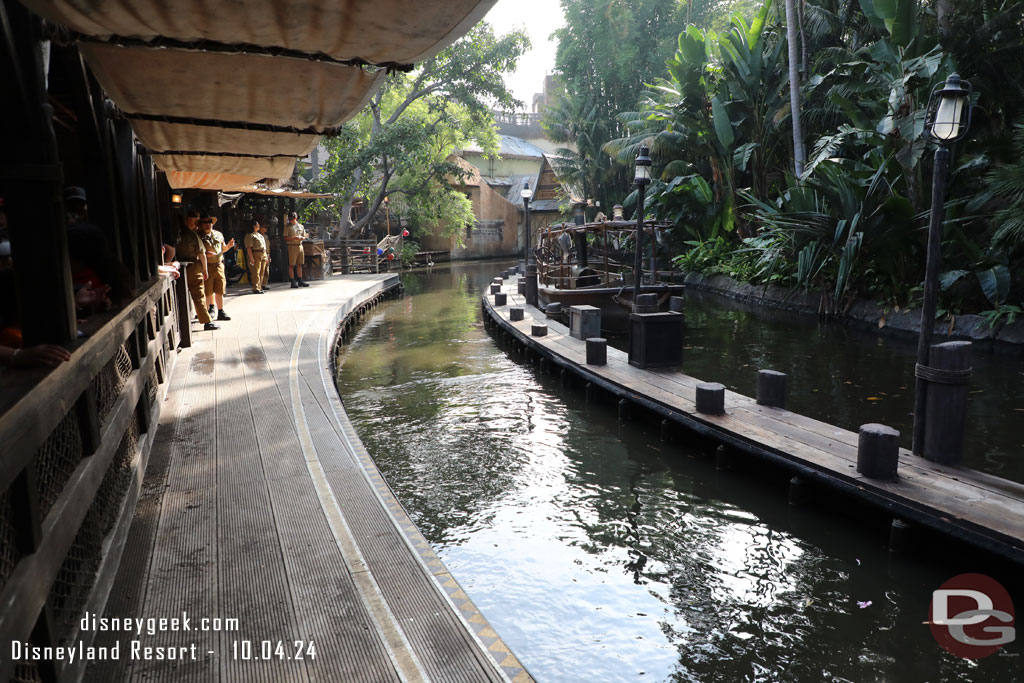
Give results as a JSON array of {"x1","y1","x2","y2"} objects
[{"x1": 784, "y1": 0, "x2": 806, "y2": 177}]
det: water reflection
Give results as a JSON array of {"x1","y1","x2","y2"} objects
[{"x1": 335, "y1": 262, "x2": 1018, "y2": 682}]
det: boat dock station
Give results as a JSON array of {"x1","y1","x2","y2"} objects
[
  {"x1": 481, "y1": 270, "x2": 1024, "y2": 567},
  {"x1": 2, "y1": 275, "x2": 531, "y2": 683}
]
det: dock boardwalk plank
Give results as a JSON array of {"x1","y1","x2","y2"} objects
[
  {"x1": 134, "y1": 335, "x2": 221, "y2": 682},
  {"x1": 489, "y1": 276, "x2": 1024, "y2": 561},
  {"x1": 213, "y1": 336, "x2": 307, "y2": 683},
  {"x1": 87, "y1": 275, "x2": 520, "y2": 683},
  {"x1": 240, "y1": 333, "x2": 399, "y2": 683}
]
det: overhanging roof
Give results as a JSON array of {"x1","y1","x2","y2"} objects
[{"x1": 27, "y1": 0, "x2": 499, "y2": 189}]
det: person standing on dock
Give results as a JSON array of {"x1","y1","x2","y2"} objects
[
  {"x1": 199, "y1": 214, "x2": 234, "y2": 320},
  {"x1": 258, "y1": 222, "x2": 272, "y2": 289},
  {"x1": 284, "y1": 211, "x2": 310, "y2": 288},
  {"x1": 175, "y1": 209, "x2": 218, "y2": 331},
  {"x1": 244, "y1": 219, "x2": 268, "y2": 294}
]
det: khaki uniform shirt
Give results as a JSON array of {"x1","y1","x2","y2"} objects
[
  {"x1": 175, "y1": 230, "x2": 204, "y2": 261},
  {"x1": 244, "y1": 231, "x2": 267, "y2": 252},
  {"x1": 284, "y1": 222, "x2": 307, "y2": 243},
  {"x1": 201, "y1": 229, "x2": 226, "y2": 260}
]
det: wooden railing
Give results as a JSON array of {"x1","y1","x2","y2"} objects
[{"x1": 0, "y1": 275, "x2": 180, "y2": 683}]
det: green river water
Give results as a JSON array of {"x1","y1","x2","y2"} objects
[{"x1": 334, "y1": 260, "x2": 1021, "y2": 683}]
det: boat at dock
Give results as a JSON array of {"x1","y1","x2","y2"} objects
[{"x1": 535, "y1": 219, "x2": 685, "y2": 332}]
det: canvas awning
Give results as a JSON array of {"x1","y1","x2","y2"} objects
[{"x1": 27, "y1": 0, "x2": 498, "y2": 189}]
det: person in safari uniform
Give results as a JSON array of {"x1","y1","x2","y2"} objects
[
  {"x1": 244, "y1": 219, "x2": 268, "y2": 294},
  {"x1": 258, "y1": 222, "x2": 272, "y2": 289},
  {"x1": 199, "y1": 214, "x2": 234, "y2": 320},
  {"x1": 284, "y1": 211, "x2": 309, "y2": 288},
  {"x1": 174, "y1": 209, "x2": 218, "y2": 330}
]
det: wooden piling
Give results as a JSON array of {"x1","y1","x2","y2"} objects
[
  {"x1": 618, "y1": 398, "x2": 630, "y2": 421},
  {"x1": 789, "y1": 476, "x2": 805, "y2": 506},
  {"x1": 756, "y1": 370, "x2": 787, "y2": 408},
  {"x1": 857, "y1": 424, "x2": 900, "y2": 480},
  {"x1": 695, "y1": 382, "x2": 725, "y2": 415},
  {"x1": 585, "y1": 338, "x2": 607, "y2": 366},
  {"x1": 889, "y1": 519, "x2": 912, "y2": 554},
  {"x1": 922, "y1": 341, "x2": 971, "y2": 465}
]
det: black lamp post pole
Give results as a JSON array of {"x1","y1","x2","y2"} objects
[
  {"x1": 912, "y1": 144, "x2": 951, "y2": 455},
  {"x1": 524, "y1": 194, "x2": 538, "y2": 307},
  {"x1": 632, "y1": 182, "x2": 646, "y2": 309}
]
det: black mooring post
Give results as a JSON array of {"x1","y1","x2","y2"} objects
[
  {"x1": 922, "y1": 341, "x2": 971, "y2": 465},
  {"x1": 756, "y1": 370, "x2": 787, "y2": 409}
]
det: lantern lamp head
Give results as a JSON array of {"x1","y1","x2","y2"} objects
[
  {"x1": 926, "y1": 73, "x2": 973, "y2": 143},
  {"x1": 170, "y1": 192, "x2": 183, "y2": 205},
  {"x1": 634, "y1": 145, "x2": 652, "y2": 187},
  {"x1": 520, "y1": 178, "x2": 533, "y2": 201}
]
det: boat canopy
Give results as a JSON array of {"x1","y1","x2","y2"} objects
[{"x1": 26, "y1": 0, "x2": 497, "y2": 189}]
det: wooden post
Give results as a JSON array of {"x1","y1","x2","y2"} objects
[
  {"x1": 715, "y1": 444, "x2": 731, "y2": 470},
  {"x1": 517, "y1": 280, "x2": 527, "y2": 295},
  {"x1": 695, "y1": 382, "x2": 725, "y2": 415},
  {"x1": 531, "y1": 324, "x2": 547, "y2": 337},
  {"x1": 756, "y1": 370, "x2": 787, "y2": 408},
  {"x1": 889, "y1": 518, "x2": 912, "y2": 554},
  {"x1": 494, "y1": 293, "x2": 507, "y2": 306},
  {"x1": 175, "y1": 263, "x2": 193, "y2": 348},
  {"x1": 922, "y1": 341, "x2": 971, "y2": 465},
  {"x1": 789, "y1": 476, "x2": 805, "y2": 506},
  {"x1": 510, "y1": 307, "x2": 524, "y2": 322},
  {"x1": 857, "y1": 424, "x2": 900, "y2": 480},
  {"x1": 490, "y1": 283, "x2": 501, "y2": 294},
  {"x1": 618, "y1": 398, "x2": 630, "y2": 421},
  {"x1": 585, "y1": 337, "x2": 607, "y2": 365}
]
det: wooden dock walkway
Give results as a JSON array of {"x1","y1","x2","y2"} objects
[
  {"x1": 86, "y1": 274, "x2": 530, "y2": 682},
  {"x1": 484, "y1": 273, "x2": 1024, "y2": 565}
]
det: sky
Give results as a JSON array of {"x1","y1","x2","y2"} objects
[{"x1": 483, "y1": 0, "x2": 566, "y2": 111}]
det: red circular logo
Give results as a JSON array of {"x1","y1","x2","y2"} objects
[{"x1": 929, "y1": 573, "x2": 1015, "y2": 659}]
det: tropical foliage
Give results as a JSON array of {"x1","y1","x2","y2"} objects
[
  {"x1": 548, "y1": 0, "x2": 1024, "y2": 318},
  {"x1": 309, "y1": 23, "x2": 529, "y2": 239}
]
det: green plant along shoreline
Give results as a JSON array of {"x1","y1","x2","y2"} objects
[{"x1": 544, "y1": 0, "x2": 1024, "y2": 328}]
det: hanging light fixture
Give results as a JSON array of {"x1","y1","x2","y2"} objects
[{"x1": 926, "y1": 73, "x2": 972, "y2": 142}]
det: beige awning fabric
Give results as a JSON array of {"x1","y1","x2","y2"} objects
[
  {"x1": 26, "y1": 0, "x2": 498, "y2": 64},
  {"x1": 131, "y1": 121, "x2": 318, "y2": 157},
  {"x1": 152, "y1": 154, "x2": 296, "y2": 178},
  {"x1": 165, "y1": 171, "x2": 264, "y2": 190},
  {"x1": 28, "y1": 0, "x2": 497, "y2": 190},
  {"x1": 81, "y1": 44, "x2": 384, "y2": 131}
]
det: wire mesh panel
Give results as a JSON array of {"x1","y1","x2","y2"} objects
[
  {"x1": 0, "y1": 488, "x2": 19, "y2": 593},
  {"x1": 94, "y1": 343, "x2": 133, "y2": 423},
  {"x1": 10, "y1": 662, "x2": 43, "y2": 683},
  {"x1": 48, "y1": 411, "x2": 140, "y2": 641},
  {"x1": 32, "y1": 409, "x2": 84, "y2": 521}
]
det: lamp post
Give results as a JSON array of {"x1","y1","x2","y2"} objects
[
  {"x1": 632, "y1": 145, "x2": 652, "y2": 311},
  {"x1": 522, "y1": 178, "x2": 538, "y2": 307},
  {"x1": 912, "y1": 73, "x2": 973, "y2": 456}
]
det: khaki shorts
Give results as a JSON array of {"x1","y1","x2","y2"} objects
[
  {"x1": 287, "y1": 243, "x2": 304, "y2": 266},
  {"x1": 207, "y1": 259, "x2": 225, "y2": 295}
]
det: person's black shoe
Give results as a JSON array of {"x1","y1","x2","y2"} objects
[
  {"x1": 204, "y1": 322, "x2": 220, "y2": 331},
  {"x1": 298, "y1": 279, "x2": 310, "y2": 287},
  {"x1": 217, "y1": 310, "x2": 231, "y2": 321},
  {"x1": 253, "y1": 289, "x2": 265, "y2": 294},
  {"x1": 290, "y1": 278, "x2": 299, "y2": 288}
]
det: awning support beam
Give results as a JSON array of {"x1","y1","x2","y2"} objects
[
  {"x1": 52, "y1": 28, "x2": 415, "y2": 73},
  {"x1": 119, "y1": 110, "x2": 341, "y2": 136}
]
